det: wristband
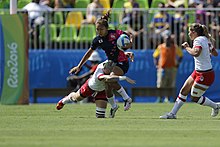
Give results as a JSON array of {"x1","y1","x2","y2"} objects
[{"x1": 119, "y1": 76, "x2": 126, "y2": 81}]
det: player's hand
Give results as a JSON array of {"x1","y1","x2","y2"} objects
[
  {"x1": 125, "y1": 52, "x2": 134, "y2": 62},
  {"x1": 182, "y1": 42, "x2": 189, "y2": 48},
  {"x1": 125, "y1": 77, "x2": 136, "y2": 84},
  {"x1": 69, "y1": 66, "x2": 81, "y2": 74}
]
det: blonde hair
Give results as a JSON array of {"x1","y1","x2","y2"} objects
[{"x1": 190, "y1": 23, "x2": 215, "y2": 42}]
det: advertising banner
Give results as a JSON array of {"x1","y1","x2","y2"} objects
[{"x1": 0, "y1": 14, "x2": 29, "y2": 104}]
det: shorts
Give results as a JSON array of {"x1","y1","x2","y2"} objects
[
  {"x1": 116, "y1": 61, "x2": 129, "y2": 74},
  {"x1": 191, "y1": 69, "x2": 215, "y2": 86},
  {"x1": 80, "y1": 80, "x2": 107, "y2": 101}
]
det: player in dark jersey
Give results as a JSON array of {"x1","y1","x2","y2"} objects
[{"x1": 69, "y1": 10, "x2": 134, "y2": 111}]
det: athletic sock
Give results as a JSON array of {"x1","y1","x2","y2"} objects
[
  {"x1": 170, "y1": 94, "x2": 187, "y2": 115},
  {"x1": 61, "y1": 96, "x2": 72, "y2": 104},
  {"x1": 107, "y1": 96, "x2": 117, "y2": 109},
  {"x1": 62, "y1": 92, "x2": 77, "y2": 104},
  {"x1": 117, "y1": 87, "x2": 130, "y2": 101},
  {"x1": 197, "y1": 96, "x2": 218, "y2": 109}
]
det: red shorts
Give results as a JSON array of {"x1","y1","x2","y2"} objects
[
  {"x1": 191, "y1": 70, "x2": 215, "y2": 86},
  {"x1": 80, "y1": 79, "x2": 107, "y2": 101}
]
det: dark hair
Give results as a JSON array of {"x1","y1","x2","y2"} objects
[
  {"x1": 95, "y1": 10, "x2": 111, "y2": 28},
  {"x1": 190, "y1": 23, "x2": 215, "y2": 42}
]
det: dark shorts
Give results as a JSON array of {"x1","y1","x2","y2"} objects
[{"x1": 116, "y1": 61, "x2": 129, "y2": 74}]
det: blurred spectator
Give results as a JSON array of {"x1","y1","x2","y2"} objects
[
  {"x1": 188, "y1": 0, "x2": 201, "y2": 7},
  {"x1": 153, "y1": 31, "x2": 183, "y2": 103},
  {"x1": 171, "y1": 4, "x2": 189, "y2": 45},
  {"x1": 54, "y1": 0, "x2": 75, "y2": 8},
  {"x1": 23, "y1": 0, "x2": 53, "y2": 48},
  {"x1": 149, "y1": 2, "x2": 173, "y2": 48},
  {"x1": 121, "y1": 0, "x2": 139, "y2": 24},
  {"x1": 66, "y1": 51, "x2": 102, "y2": 92},
  {"x1": 23, "y1": 0, "x2": 53, "y2": 28},
  {"x1": 196, "y1": 3, "x2": 206, "y2": 24},
  {"x1": 126, "y1": 11, "x2": 144, "y2": 49},
  {"x1": 82, "y1": 0, "x2": 103, "y2": 24},
  {"x1": 166, "y1": 0, "x2": 185, "y2": 8}
]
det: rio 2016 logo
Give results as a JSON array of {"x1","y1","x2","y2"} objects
[{"x1": 7, "y1": 42, "x2": 18, "y2": 88}]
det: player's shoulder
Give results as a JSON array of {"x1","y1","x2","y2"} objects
[{"x1": 195, "y1": 36, "x2": 207, "y2": 42}]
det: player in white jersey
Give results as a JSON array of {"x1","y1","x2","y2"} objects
[
  {"x1": 56, "y1": 60, "x2": 135, "y2": 118},
  {"x1": 160, "y1": 23, "x2": 220, "y2": 119}
]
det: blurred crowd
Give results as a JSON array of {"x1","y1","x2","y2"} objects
[{"x1": 1, "y1": 0, "x2": 220, "y2": 50}]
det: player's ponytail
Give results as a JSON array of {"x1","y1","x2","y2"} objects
[
  {"x1": 96, "y1": 10, "x2": 111, "y2": 28},
  {"x1": 202, "y1": 24, "x2": 215, "y2": 42}
]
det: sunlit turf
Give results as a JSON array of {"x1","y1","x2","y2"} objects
[{"x1": 0, "y1": 103, "x2": 220, "y2": 147}]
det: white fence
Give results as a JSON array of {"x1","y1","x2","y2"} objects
[{"x1": 1, "y1": 8, "x2": 220, "y2": 50}]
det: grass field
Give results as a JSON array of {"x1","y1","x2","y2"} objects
[{"x1": 1, "y1": 103, "x2": 220, "y2": 147}]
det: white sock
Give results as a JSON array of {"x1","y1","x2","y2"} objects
[
  {"x1": 117, "y1": 87, "x2": 130, "y2": 100},
  {"x1": 197, "y1": 96, "x2": 218, "y2": 109},
  {"x1": 170, "y1": 94, "x2": 187, "y2": 115},
  {"x1": 107, "y1": 96, "x2": 117, "y2": 109},
  {"x1": 62, "y1": 92, "x2": 76, "y2": 104},
  {"x1": 61, "y1": 96, "x2": 72, "y2": 104}
]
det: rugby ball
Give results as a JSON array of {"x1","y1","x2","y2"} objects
[{"x1": 117, "y1": 34, "x2": 130, "y2": 51}]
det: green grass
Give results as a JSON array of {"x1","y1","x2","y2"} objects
[{"x1": 0, "y1": 103, "x2": 220, "y2": 147}]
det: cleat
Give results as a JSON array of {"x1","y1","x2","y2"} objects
[
  {"x1": 124, "y1": 98, "x2": 132, "y2": 111},
  {"x1": 56, "y1": 100, "x2": 65, "y2": 110},
  {"x1": 211, "y1": 103, "x2": 220, "y2": 117},
  {"x1": 109, "y1": 105, "x2": 119, "y2": 118},
  {"x1": 159, "y1": 112, "x2": 176, "y2": 119}
]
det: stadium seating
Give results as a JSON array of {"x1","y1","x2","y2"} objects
[
  {"x1": 150, "y1": 0, "x2": 167, "y2": 8},
  {"x1": 39, "y1": 24, "x2": 57, "y2": 42},
  {"x1": 53, "y1": 11, "x2": 64, "y2": 26},
  {"x1": 65, "y1": 11, "x2": 83, "y2": 29},
  {"x1": 99, "y1": 0, "x2": 110, "y2": 14},
  {"x1": 99, "y1": 0, "x2": 110, "y2": 9},
  {"x1": 112, "y1": 0, "x2": 128, "y2": 8},
  {"x1": 117, "y1": 24, "x2": 129, "y2": 31},
  {"x1": 136, "y1": 0, "x2": 149, "y2": 9},
  {"x1": 18, "y1": 0, "x2": 32, "y2": 9},
  {"x1": 57, "y1": 25, "x2": 77, "y2": 42},
  {"x1": 74, "y1": 0, "x2": 90, "y2": 15},
  {"x1": 110, "y1": 11, "x2": 122, "y2": 26},
  {"x1": 0, "y1": 0, "x2": 9, "y2": 9},
  {"x1": 77, "y1": 24, "x2": 96, "y2": 43}
]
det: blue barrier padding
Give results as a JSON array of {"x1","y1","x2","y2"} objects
[{"x1": 29, "y1": 49, "x2": 220, "y2": 102}]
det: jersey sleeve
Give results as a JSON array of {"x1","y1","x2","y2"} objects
[
  {"x1": 193, "y1": 38, "x2": 202, "y2": 50},
  {"x1": 90, "y1": 37, "x2": 99, "y2": 50}
]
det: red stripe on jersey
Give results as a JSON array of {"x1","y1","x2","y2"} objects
[
  {"x1": 194, "y1": 46, "x2": 202, "y2": 50},
  {"x1": 98, "y1": 74, "x2": 104, "y2": 81}
]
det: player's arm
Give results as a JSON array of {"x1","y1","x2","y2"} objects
[
  {"x1": 182, "y1": 42, "x2": 202, "y2": 57},
  {"x1": 69, "y1": 48, "x2": 94, "y2": 74},
  {"x1": 124, "y1": 52, "x2": 134, "y2": 62},
  {"x1": 99, "y1": 75, "x2": 136, "y2": 84},
  {"x1": 211, "y1": 48, "x2": 218, "y2": 56}
]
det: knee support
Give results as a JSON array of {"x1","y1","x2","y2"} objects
[
  {"x1": 191, "y1": 86, "x2": 206, "y2": 98},
  {"x1": 96, "y1": 107, "x2": 106, "y2": 118}
]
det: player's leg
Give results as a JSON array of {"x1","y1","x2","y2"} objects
[
  {"x1": 56, "y1": 90, "x2": 83, "y2": 110},
  {"x1": 111, "y1": 64, "x2": 132, "y2": 111},
  {"x1": 190, "y1": 70, "x2": 219, "y2": 117},
  {"x1": 56, "y1": 80, "x2": 93, "y2": 110},
  {"x1": 95, "y1": 100, "x2": 107, "y2": 118},
  {"x1": 105, "y1": 84, "x2": 119, "y2": 118},
  {"x1": 95, "y1": 92, "x2": 108, "y2": 118}
]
